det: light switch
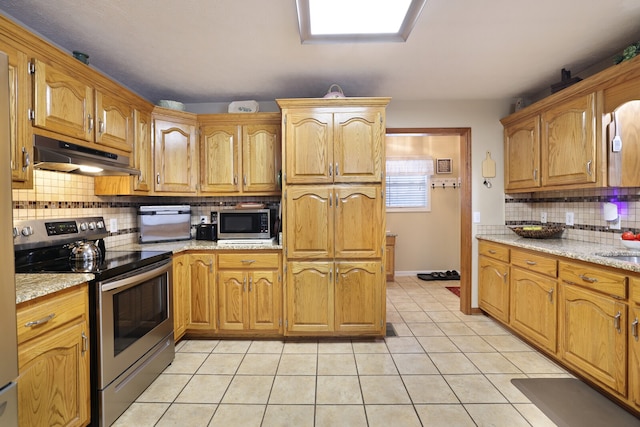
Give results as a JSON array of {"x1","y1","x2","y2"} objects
[
  {"x1": 110, "y1": 218, "x2": 118, "y2": 233},
  {"x1": 473, "y1": 211, "x2": 481, "y2": 223}
]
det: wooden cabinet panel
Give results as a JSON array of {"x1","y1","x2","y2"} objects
[
  {"x1": 153, "y1": 116, "x2": 198, "y2": 193},
  {"x1": 478, "y1": 241, "x2": 510, "y2": 263},
  {"x1": 630, "y1": 302, "x2": 640, "y2": 409},
  {"x1": 541, "y1": 93, "x2": 597, "y2": 186},
  {"x1": 17, "y1": 285, "x2": 89, "y2": 427},
  {"x1": 511, "y1": 249, "x2": 557, "y2": 277},
  {"x1": 218, "y1": 253, "x2": 279, "y2": 269},
  {"x1": 218, "y1": 271, "x2": 246, "y2": 331},
  {"x1": 284, "y1": 112, "x2": 333, "y2": 184},
  {"x1": 559, "y1": 283, "x2": 627, "y2": 396},
  {"x1": 333, "y1": 110, "x2": 383, "y2": 183},
  {"x1": 285, "y1": 185, "x2": 333, "y2": 259},
  {"x1": 559, "y1": 261, "x2": 627, "y2": 299},
  {"x1": 385, "y1": 235, "x2": 396, "y2": 282},
  {"x1": 334, "y1": 185, "x2": 383, "y2": 259},
  {"x1": 188, "y1": 254, "x2": 216, "y2": 330},
  {"x1": 95, "y1": 90, "x2": 133, "y2": 152},
  {"x1": 249, "y1": 270, "x2": 280, "y2": 331},
  {"x1": 33, "y1": 59, "x2": 94, "y2": 141},
  {"x1": 510, "y1": 267, "x2": 557, "y2": 353},
  {"x1": 504, "y1": 115, "x2": 540, "y2": 191},
  {"x1": 132, "y1": 109, "x2": 152, "y2": 192},
  {"x1": 478, "y1": 255, "x2": 510, "y2": 323},
  {"x1": 605, "y1": 97, "x2": 640, "y2": 187},
  {"x1": 335, "y1": 261, "x2": 382, "y2": 333},
  {"x1": 243, "y1": 123, "x2": 281, "y2": 192},
  {"x1": 286, "y1": 261, "x2": 334, "y2": 333},
  {"x1": 172, "y1": 254, "x2": 190, "y2": 341},
  {"x1": 200, "y1": 124, "x2": 239, "y2": 192}
]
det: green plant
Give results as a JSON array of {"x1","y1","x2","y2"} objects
[{"x1": 614, "y1": 41, "x2": 640, "y2": 64}]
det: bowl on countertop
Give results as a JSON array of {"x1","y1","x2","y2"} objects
[
  {"x1": 621, "y1": 238, "x2": 640, "y2": 250},
  {"x1": 509, "y1": 225, "x2": 565, "y2": 239}
]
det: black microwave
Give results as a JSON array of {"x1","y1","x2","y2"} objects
[{"x1": 215, "y1": 209, "x2": 272, "y2": 240}]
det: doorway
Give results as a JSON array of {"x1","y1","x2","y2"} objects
[{"x1": 386, "y1": 128, "x2": 472, "y2": 314}]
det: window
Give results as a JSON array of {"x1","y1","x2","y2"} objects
[{"x1": 385, "y1": 158, "x2": 433, "y2": 212}]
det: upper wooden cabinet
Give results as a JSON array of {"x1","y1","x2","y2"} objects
[
  {"x1": 199, "y1": 113, "x2": 281, "y2": 195},
  {"x1": 31, "y1": 59, "x2": 134, "y2": 153},
  {"x1": 278, "y1": 98, "x2": 388, "y2": 184},
  {"x1": 504, "y1": 115, "x2": 540, "y2": 191},
  {"x1": 152, "y1": 108, "x2": 198, "y2": 194}
]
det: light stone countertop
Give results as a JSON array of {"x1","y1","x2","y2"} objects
[{"x1": 477, "y1": 234, "x2": 640, "y2": 273}]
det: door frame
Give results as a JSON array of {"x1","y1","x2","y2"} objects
[{"x1": 386, "y1": 127, "x2": 472, "y2": 314}]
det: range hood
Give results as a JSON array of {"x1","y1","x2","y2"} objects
[{"x1": 33, "y1": 135, "x2": 140, "y2": 176}]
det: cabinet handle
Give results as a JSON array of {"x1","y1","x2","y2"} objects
[
  {"x1": 243, "y1": 175, "x2": 247, "y2": 186},
  {"x1": 88, "y1": 114, "x2": 94, "y2": 132},
  {"x1": 329, "y1": 268, "x2": 332, "y2": 282},
  {"x1": 99, "y1": 119, "x2": 105, "y2": 135},
  {"x1": 25, "y1": 313, "x2": 55, "y2": 327},
  {"x1": 233, "y1": 175, "x2": 238, "y2": 185},
  {"x1": 241, "y1": 259, "x2": 256, "y2": 264},
  {"x1": 329, "y1": 164, "x2": 332, "y2": 177},
  {"x1": 208, "y1": 261, "x2": 213, "y2": 274},
  {"x1": 249, "y1": 276, "x2": 253, "y2": 292},
  {"x1": 526, "y1": 260, "x2": 537, "y2": 266},
  {"x1": 22, "y1": 147, "x2": 30, "y2": 171},
  {"x1": 336, "y1": 194, "x2": 339, "y2": 206},
  {"x1": 614, "y1": 311, "x2": 621, "y2": 333},
  {"x1": 156, "y1": 173, "x2": 160, "y2": 184},
  {"x1": 533, "y1": 169, "x2": 538, "y2": 181},
  {"x1": 488, "y1": 250, "x2": 496, "y2": 254},
  {"x1": 586, "y1": 160, "x2": 592, "y2": 176},
  {"x1": 632, "y1": 318, "x2": 639, "y2": 341},
  {"x1": 547, "y1": 288, "x2": 554, "y2": 303},
  {"x1": 502, "y1": 272, "x2": 508, "y2": 283},
  {"x1": 82, "y1": 331, "x2": 88, "y2": 355},
  {"x1": 579, "y1": 274, "x2": 598, "y2": 283},
  {"x1": 243, "y1": 276, "x2": 247, "y2": 292},
  {"x1": 335, "y1": 163, "x2": 339, "y2": 176}
]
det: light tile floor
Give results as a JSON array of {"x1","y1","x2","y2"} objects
[{"x1": 114, "y1": 276, "x2": 567, "y2": 426}]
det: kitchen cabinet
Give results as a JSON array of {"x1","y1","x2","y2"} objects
[
  {"x1": 32, "y1": 59, "x2": 134, "y2": 153},
  {"x1": 630, "y1": 277, "x2": 640, "y2": 409},
  {"x1": 94, "y1": 107, "x2": 154, "y2": 195},
  {"x1": 199, "y1": 113, "x2": 281, "y2": 195},
  {"x1": 281, "y1": 105, "x2": 385, "y2": 184},
  {"x1": 152, "y1": 109, "x2": 198, "y2": 194},
  {"x1": 334, "y1": 261, "x2": 383, "y2": 333},
  {"x1": 2, "y1": 43, "x2": 32, "y2": 188},
  {"x1": 285, "y1": 261, "x2": 334, "y2": 333},
  {"x1": 385, "y1": 234, "x2": 396, "y2": 282},
  {"x1": 172, "y1": 253, "x2": 190, "y2": 341},
  {"x1": 509, "y1": 249, "x2": 558, "y2": 353},
  {"x1": 478, "y1": 241, "x2": 510, "y2": 324},
  {"x1": 559, "y1": 261, "x2": 627, "y2": 397},
  {"x1": 187, "y1": 253, "x2": 216, "y2": 331},
  {"x1": 16, "y1": 285, "x2": 90, "y2": 427},
  {"x1": 217, "y1": 252, "x2": 281, "y2": 333},
  {"x1": 503, "y1": 115, "x2": 540, "y2": 191}
]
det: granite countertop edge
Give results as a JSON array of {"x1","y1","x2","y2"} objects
[{"x1": 477, "y1": 234, "x2": 640, "y2": 273}]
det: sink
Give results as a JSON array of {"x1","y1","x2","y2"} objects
[{"x1": 594, "y1": 253, "x2": 640, "y2": 263}]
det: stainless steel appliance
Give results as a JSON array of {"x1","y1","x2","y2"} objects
[
  {"x1": 14, "y1": 217, "x2": 174, "y2": 426},
  {"x1": 138, "y1": 205, "x2": 191, "y2": 243},
  {"x1": 216, "y1": 208, "x2": 272, "y2": 240},
  {"x1": 0, "y1": 51, "x2": 19, "y2": 427},
  {"x1": 195, "y1": 223, "x2": 217, "y2": 241}
]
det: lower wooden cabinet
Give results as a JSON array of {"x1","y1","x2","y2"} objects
[
  {"x1": 285, "y1": 261, "x2": 334, "y2": 333},
  {"x1": 478, "y1": 255, "x2": 510, "y2": 323},
  {"x1": 187, "y1": 253, "x2": 216, "y2": 331},
  {"x1": 172, "y1": 253, "x2": 190, "y2": 341},
  {"x1": 334, "y1": 261, "x2": 383, "y2": 333},
  {"x1": 385, "y1": 234, "x2": 396, "y2": 282},
  {"x1": 16, "y1": 285, "x2": 90, "y2": 427},
  {"x1": 628, "y1": 277, "x2": 640, "y2": 409}
]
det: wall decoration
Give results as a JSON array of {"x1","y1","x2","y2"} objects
[{"x1": 436, "y1": 158, "x2": 452, "y2": 174}]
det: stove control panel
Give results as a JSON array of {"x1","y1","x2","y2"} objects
[{"x1": 14, "y1": 216, "x2": 108, "y2": 251}]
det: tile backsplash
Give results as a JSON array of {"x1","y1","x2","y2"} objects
[
  {"x1": 478, "y1": 187, "x2": 640, "y2": 246},
  {"x1": 12, "y1": 170, "x2": 280, "y2": 249}
]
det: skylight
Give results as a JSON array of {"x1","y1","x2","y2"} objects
[{"x1": 296, "y1": 0, "x2": 427, "y2": 43}]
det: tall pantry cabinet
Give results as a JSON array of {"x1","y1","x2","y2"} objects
[{"x1": 277, "y1": 98, "x2": 390, "y2": 336}]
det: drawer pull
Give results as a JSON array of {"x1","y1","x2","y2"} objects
[
  {"x1": 526, "y1": 260, "x2": 537, "y2": 266},
  {"x1": 578, "y1": 274, "x2": 598, "y2": 283},
  {"x1": 488, "y1": 250, "x2": 497, "y2": 254},
  {"x1": 632, "y1": 318, "x2": 639, "y2": 341},
  {"x1": 25, "y1": 313, "x2": 55, "y2": 328},
  {"x1": 614, "y1": 311, "x2": 621, "y2": 333},
  {"x1": 241, "y1": 259, "x2": 256, "y2": 264},
  {"x1": 547, "y1": 288, "x2": 554, "y2": 303}
]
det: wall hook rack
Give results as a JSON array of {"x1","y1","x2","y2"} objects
[{"x1": 432, "y1": 177, "x2": 461, "y2": 189}]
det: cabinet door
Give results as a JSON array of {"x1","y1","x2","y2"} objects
[
  {"x1": 385, "y1": 235, "x2": 396, "y2": 282},
  {"x1": 334, "y1": 110, "x2": 383, "y2": 183},
  {"x1": 243, "y1": 124, "x2": 281, "y2": 192},
  {"x1": 172, "y1": 254, "x2": 190, "y2": 341},
  {"x1": 95, "y1": 90, "x2": 133, "y2": 152},
  {"x1": 133, "y1": 109, "x2": 152, "y2": 192},
  {"x1": 285, "y1": 261, "x2": 334, "y2": 333},
  {"x1": 510, "y1": 267, "x2": 557, "y2": 353},
  {"x1": 560, "y1": 284, "x2": 627, "y2": 396},
  {"x1": 284, "y1": 112, "x2": 333, "y2": 184},
  {"x1": 218, "y1": 271, "x2": 246, "y2": 330},
  {"x1": 605, "y1": 99, "x2": 640, "y2": 187},
  {"x1": 478, "y1": 255, "x2": 510, "y2": 323},
  {"x1": 504, "y1": 115, "x2": 540, "y2": 190},
  {"x1": 249, "y1": 270, "x2": 280, "y2": 331},
  {"x1": 630, "y1": 303, "x2": 640, "y2": 408},
  {"x1": 200, "y1": 125, "x2": 239, "y2": 193},
  {"x1": 335, "y1": 261, "x2": 382, "y2": 333},
  {"x1": 285, "y1": 185, "x2": 333, "y2": 259},
  {"x1": 18, "y1": 320, "x2": 89, "y2": 427},
  {"x1": 334, "y1": 185, "x2": 383, "y2": 259},
  {"x1": 541, "y1": 93, "x2": 597, "y2": 186},
  {"x1": 33, "y1": 59, "x2": 94, "y2": 141},
  {"x1": 5, "y1": 45, "x2": 32, "y2": 187},
  {"x1": 188, "y1": 254, "x2": 216, "y2": 330},
  {"x1": 154, "y1": 119, "x2": 197, "y2": 193}
]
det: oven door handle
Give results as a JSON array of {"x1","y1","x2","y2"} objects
[{"x1": 101, "y1": 260, "x2": 171, "y2": 292}]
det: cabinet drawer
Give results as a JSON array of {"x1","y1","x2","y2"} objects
[
  {"x1": 559, "y1": 261, "x2": 627, "y2": 299},
  {"x1": 478, "y1": 241, "x2": 510, "y2": 262},
  {"x1": 511, "y1": 249, "x2": 557, "y2": 277},
  {"x1": 17, "y1": 285, "x2": 87, "y2": 345},
  {"x1": 218, "y1": 252, "x2": 280, "y2": 269}
]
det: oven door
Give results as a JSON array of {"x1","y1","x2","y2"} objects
[{"x1": 97, "y1": 259, "x2": 173, "y2": 388}]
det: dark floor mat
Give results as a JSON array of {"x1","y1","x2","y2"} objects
[
  {"x1": 385, "y1": 323, "x2": 397, "y2": 337},
  {"x1": 417, "y1": 271, "x2": 460, "y2": 281},
  {"x1": 511, "y1": 378, "x2": 640, "y2": 427}
]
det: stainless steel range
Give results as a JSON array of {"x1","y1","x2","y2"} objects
[{"x1": 14, "y1": 217, "x2": 174, "y2": 426}]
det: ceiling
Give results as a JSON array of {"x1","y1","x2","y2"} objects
[{"x1": 1, "y1": 0, "x2": 640, "y2": 105}]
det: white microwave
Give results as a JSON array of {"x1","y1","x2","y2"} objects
[{"x1": 215, "y1": 209, "x2": 272, "y2": 240}]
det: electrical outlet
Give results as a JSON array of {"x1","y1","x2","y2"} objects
[
  {"x1": 565, "y1": 212, "x2": 574, "y2": 226},
  {"x1": 199, "y1": 215, "x2": 208, "y2": 224},
  {"x1": 109, "y1": 218, "x2": 118, "y2": 233},
  {"x1": 540, "y1": 212, "x2": 547, "y2": 224},
  {"x1": 609, "y1": 217, "x2": 621, "y2": 230}
]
